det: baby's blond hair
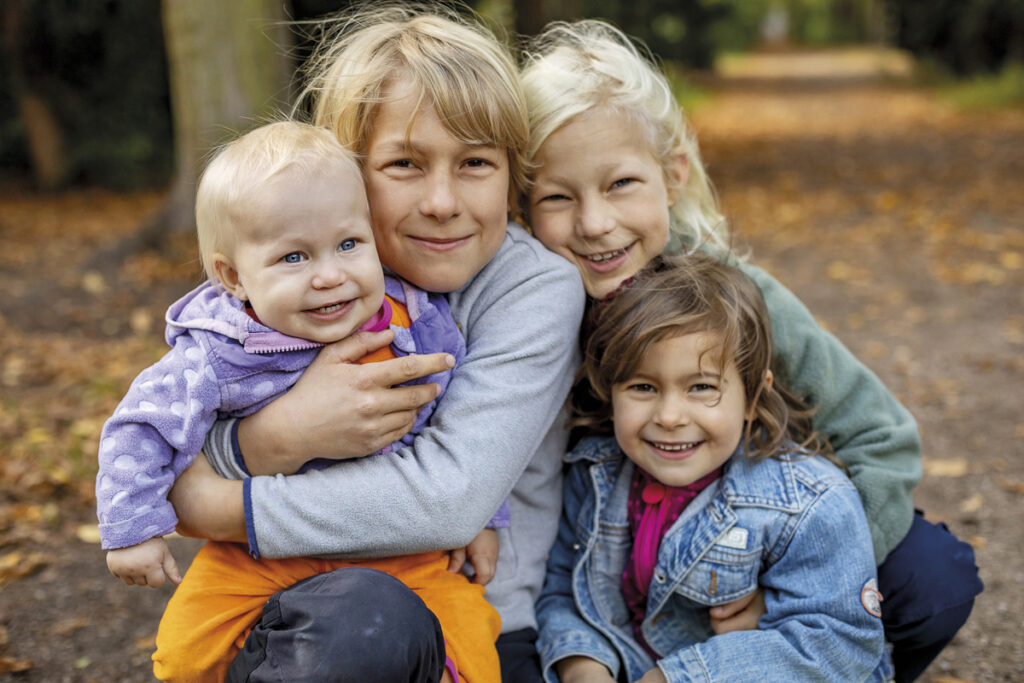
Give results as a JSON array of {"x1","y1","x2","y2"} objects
[
  {"x1": 195, "y1": 120, "x2": 361, "y2": 283},
  {"x1": 296, "y1": 2, "x2": 529, "y2": 215},
  {"x1": 520, "y1": 20, "x2": 728, "y2": 250}
]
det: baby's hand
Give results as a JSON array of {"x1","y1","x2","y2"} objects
[
  {"x1": 447, "y1": 528, "x2": 499, "y2": 585},
  {"x1": 709, "y1": 586, "x2": 765, "y2": 634},
  {"x1": 637, "y1": 666, "x2": 669, "y2": 683},
  {"x1": 106, "y1": 536, "x2": 182, "y2": 588}
]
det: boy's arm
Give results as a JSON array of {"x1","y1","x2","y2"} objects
[
  {"x1": 738, "y1": 261, "x2": 921, "y2": 563},
  {"x1": 656, "y1": 484, "x2": 887, "y2": 682},
  {"x1": 242, "y1": 235, "x2": 585, "y2": 558},
  {"x1": 536, "y1": 461, "x2": 622, "y2": 682},
  {"x1": 97, "y1": 335, "x2": 222, "y2": 550}
]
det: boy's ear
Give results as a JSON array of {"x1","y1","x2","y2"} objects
[
  {"x1": 665, "y1": 148, "x2": 690, "y2": 205},
  {"x1": 212, "y1": 254, "x2": 247, "y2": 301}
]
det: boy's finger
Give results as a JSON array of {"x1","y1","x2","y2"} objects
[
  {"x1": 372, "y1": 353, "x2": 455, "y2": 388},
  {"x1": 319, "y1": 330, "x2": 394, "y2": 363}
]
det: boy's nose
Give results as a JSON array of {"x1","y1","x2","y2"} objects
[{"x1": 419, "y1": 171, "x2": 459, "y2": 221}]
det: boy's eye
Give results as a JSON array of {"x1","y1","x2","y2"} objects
[
  {"x1": 388, "y1": 159, "x2": 415, "y2": 169},
  {"x1": 537, "y1": 193, "x2": 569, "y2": 204},
  {"x1": 339, "y1": 239, "x2": 357, "y2": 252},
  {"x1": 610, "y1": 177, "x2": 635, "y2": 190},
  {"x1": 282, "y1": 252, "x2": 305, "y2": 264}
]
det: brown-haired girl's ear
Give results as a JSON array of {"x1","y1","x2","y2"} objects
[
  {"x1": 213, "y1": 254, "x2": 248, "y2": 301},
  {"x1": 747, "y1": 369, "x2": 774, "y2": 422}
]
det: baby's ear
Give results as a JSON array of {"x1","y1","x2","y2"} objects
[
  {"x1": 212, "y1": 254, "x2": 247, "y2": 301},
  {"x1": 665, "y1": 147, "x2": 690, "y2": 205}
]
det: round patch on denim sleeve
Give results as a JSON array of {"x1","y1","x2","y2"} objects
[{"x1": 860, "y1": 578, "x2": 884, "y2": 617}]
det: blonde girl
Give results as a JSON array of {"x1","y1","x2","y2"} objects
[
  {"x1": 521, "y1": 19, "x2": 980, "y2": 682},
  {"x1": 158, "y1": 5, "x2": 584, "y2": 683},
  {"x1": 538, "y1": 253, "x2": 891, "y2": 682}
]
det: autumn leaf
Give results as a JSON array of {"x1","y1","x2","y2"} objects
[
  {"x1": 959, "y1": 493, "x2": 984, "y2": 514},
  {"x1": 922, "y1": 458, "x2": 970, "y2": 477},
  {"x1": 0, "y1": 655, "x2": 33, "y2": 674}
]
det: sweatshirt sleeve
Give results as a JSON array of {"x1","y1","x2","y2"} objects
[
  {"x1": 246, "y1": 233, "x2": 586, "y2": 558},
  {"x1": 96, "y1": 334, "x2": 223, "y2": 549},
  {"x1": 737, "y1": 260, "x2": 922, "y2": 562}
]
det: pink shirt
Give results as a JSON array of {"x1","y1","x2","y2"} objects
[{"x1": 622, "y1": 465, "x2": 722, "y2": 658}]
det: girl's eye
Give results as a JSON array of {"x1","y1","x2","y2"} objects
[
  {"x1": 690, "y1": 383, "x2": 718, "y2": 394},
  {"x1": 282, "y1": 252, "x2": 305, "y2": 264},
  {"x1": 628, "y1": 383, "x2": 657, "y2": 393},
  {"x1": 339, "y1": 239, "x2": 357, "y2": 252}
]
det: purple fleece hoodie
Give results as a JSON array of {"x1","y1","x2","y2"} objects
[{"x1": 96, "y1": 276, "x2": 464, "y2": 550}]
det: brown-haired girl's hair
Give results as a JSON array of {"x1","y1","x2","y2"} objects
[{"x1": 574, "y1": 253, "x2": 833, "y2": 464}]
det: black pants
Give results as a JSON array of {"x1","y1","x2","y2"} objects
[{"x1": 227, "y1": 567, "x2": 447, "y2": 683}]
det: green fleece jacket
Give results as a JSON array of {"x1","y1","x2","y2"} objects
[{"x1": 668, "y1": 238, "x2": 922, "y2": 563}]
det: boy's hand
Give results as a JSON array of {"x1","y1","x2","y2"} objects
[
  {"x1": 447, "y1": 528, "x2": 499, "y2": 585},
  {"x1": 106, "y1": 536, "x2": 182, "y2": 588},
  {"x1": 709, "y1": 586, "x2": 765, "y2": 634}
]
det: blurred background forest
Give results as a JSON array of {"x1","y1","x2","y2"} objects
[{"x1": 1, "y1": 1, "x2": 1023, "y2": 681}]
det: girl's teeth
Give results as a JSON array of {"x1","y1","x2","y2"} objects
[
  {"x1": 588, "y1": 248, "x2": 626, "y2": 263},
  {"x1": 652, "y1": 441, "x2": 699, "y2": 451}
]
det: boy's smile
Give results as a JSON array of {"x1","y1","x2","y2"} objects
[{"x1": 364, "y1": 77, "x2": 511, "y2": 293}]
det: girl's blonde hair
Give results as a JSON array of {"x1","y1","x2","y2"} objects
[
  {"x1": 295, "y1": 2, "x2": 529, "y2": 214},
  {"x1": 195, "y1": 120, "x2": 362, "y2": 283},
  {"x1": 520, "y1": 19, "x2": 728, "y2": 250},
  {"x1": 575, "y1": 254, "x2": 831, "y2": 464}
]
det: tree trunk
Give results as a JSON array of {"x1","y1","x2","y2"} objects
[
  {"x1": 1, "y1": 0, "x2": 66, "y2": 190},
  {"x1": 94, "y1": 0, "x2": 293, "y2": 268}
]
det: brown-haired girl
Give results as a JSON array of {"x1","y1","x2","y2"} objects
[{"x1": 536, "y1": 254, "x2": 891, "y2": 682}]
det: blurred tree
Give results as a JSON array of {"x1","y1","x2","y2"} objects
[
  {"x1": 100, "y1": 0, "x2": 294, "y2": 262},
  {"x1": 0, "y1": 0, "x2": 173, "y2": 190},
  {"x1": 885, "y1": 0, "x2": 1024, "y2": 75}
]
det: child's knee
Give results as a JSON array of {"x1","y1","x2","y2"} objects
[{"x1": 227, "y1": 567, "x2": 447, "y2": 682}]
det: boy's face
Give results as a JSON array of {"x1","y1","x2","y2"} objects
[
  {"x1": 611, "y1": 332, "x2": 747, "y2": 487},
  {"x1": 363, "y1": 78, "x2": 510, "y2": 293},
  {"x1": 528, "y1": 107, "x2": 683, "y2": 299},
  {"x1": 218, "y1": 160, "x2": 385, "y2": 343}
]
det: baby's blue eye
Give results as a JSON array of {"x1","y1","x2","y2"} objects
[
  {"x1": 282, "y1": 252, "x2": 304, "y2": 264},
  {"x1": 339, "y1": 239, "x2": 357, "y2": 252}
]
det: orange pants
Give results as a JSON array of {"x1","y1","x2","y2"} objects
[{"x1": 153, "y1": 541, "x2": 500, "y2": 682}]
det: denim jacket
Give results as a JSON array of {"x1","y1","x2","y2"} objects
[{"x1": 536, "y1": 436, "x2": 893, "y2": 683}]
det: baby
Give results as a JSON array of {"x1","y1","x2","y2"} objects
[{"x1": 96, "y1": 121, "x2": 465, "y2": 586}]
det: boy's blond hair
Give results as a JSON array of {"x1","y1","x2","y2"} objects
[
  {"x1": 295, "y1": 2, "x2": 529, "y2": 215},
  {"x1": 520, "y1": 20, "x2": 728, "y2": 250},
  {"x1": 195, "y1": 121, "x2": 362, "y2": 283}
]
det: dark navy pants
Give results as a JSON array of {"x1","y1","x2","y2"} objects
[
  {"x1": 227, "y1": 567, "x2": 447, "y2": 683},
  {"x1": 496, "y1": 512, "x2": 983, "y2": 683},
  {"x1": 228, "y1": 514, "x2": 981, "y2": 683}
]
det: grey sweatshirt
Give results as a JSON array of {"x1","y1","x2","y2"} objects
[{"x1": 204, "y1": 223, "x2": 585, "y2": 632}]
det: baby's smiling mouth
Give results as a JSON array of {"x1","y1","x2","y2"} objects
[{"x1": 306, "y1": 300, "x2": 349, "y2": 314}]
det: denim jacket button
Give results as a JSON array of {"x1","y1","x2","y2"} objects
[
  {"x1": 655, "y1": 571, "x2": 667, "y2": 584},
  {"x1": 572, "y1": 543, "x2": 581, "y2": 551}
]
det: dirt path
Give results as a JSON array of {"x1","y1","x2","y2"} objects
[
  {"x1": 1, "y1": 48, "x2": 1022, "y2": 682},
  {"x1": 693, "y1": 48, "x2": 1024, "y2": 682}
]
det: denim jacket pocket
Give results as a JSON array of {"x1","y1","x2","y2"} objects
[{"x1": 675, "y1": 545, "x2": 762, "y2": 606}]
